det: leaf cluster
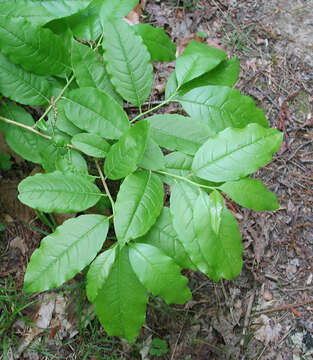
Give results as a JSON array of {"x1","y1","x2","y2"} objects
[{"x1": 0, "y1": 0, "x2": 282, "y2": 342}]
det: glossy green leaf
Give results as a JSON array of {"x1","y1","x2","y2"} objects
[
  {"x1": 220, "y1": 177, "x2": 279, "y2": 211},
  {"x1": 138, "y1": 138, "x2": 165, "y2": 171},
  {"x1": 175, "y1": 40, "x2": 227, "y2": 86},
  {"x1": 170, "y1": 181, "x2": 210, "y2": 274},
  {"x1": 87, "y1": 245, "x2": 117, "y2": 302},
  {"x1": 72, "y1": 133, "x2": 110, "y2": 158},
  {"x1": 138, "y1": 207, "x2": 195, "y2": 270},
  {"x1": 100, "y1": 0, "x2": 139, "y2": 22},
  {"x1": 0, "y1": 51, "x2": 50, "y2": 106},
  {"x1": 51, "y1": 98, "x2": 82, "y2": 137},
  {"x1": 165, "y1": 71, "x2": 178, "y2": 100},
  {"x1": 24, "y1": 215, "x2": 109, "y2": 292},
  {"x1": 55, "y1": 149, "x2": 89, "y2": 176},
  {"x1": 180, "y1": 57, "x2": 240, "y2": 93},
  {"x1": 0, "y1": 17, "x2": 70, "y2": 75},
  {"x1": 133, "y1": 24, "x2": 176, "y2": 62},
  {"x1": 64, "y1": 87, "x2": 129, "y2": 139},
  {"x1": 148, "y1": 114, "x2": 213, "y2": 155},
  {"x1": 164, "y1": 152, "x2": 193, "y2": 178},
  {"x1": 114, "y1": 171, "x2": 164, "y2": 246},
  {"x1": 71, "y1": 40, "x2": 122, "y2": 105},
  {"x1": 177, "y1": 85, "x2": 269, "y2": 133},
  {"x1": 193, "y1": 191, "x2": 242, "y2": 281},
  {"x1": 93, "y1": 245, "x2": 148, "y2": 342},
  {"x1": 60, "y1": 0, "x2": 104, "y2": 40},
  {"x1": 192, "y1": 124, "x2": 283, "y2": 182},
  {"x1": 40, "y1": 0, "x2": 92, "y2": 18},
  {"x1": 102, "y1": 20, "x2": 153, "y2": 106},
  {"x1": 18, "y1": 172, "x2": 101, "y2": 213},
  {"x1": 104, "y1": 120, "x2": 149, "y2": 180},
  {"x1": 208, "y1": 190, "x2": 224, "y2": 235},
  {"x1": 0, "y1": 1, "x2": 91, "y2": 25},
  {"x1": 0, "y1": 102, "x2": 47, "y2": 163},
  {"x1": 129, "y1": 243, "x2": 191, "y2": 304}
]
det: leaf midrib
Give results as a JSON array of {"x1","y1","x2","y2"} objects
[
  {"x1": 194, "y1": 132, "x2": 275, "y2": 172},
  {"x1": 27, "y1": 217, "x2": 107, "y2": 288}
]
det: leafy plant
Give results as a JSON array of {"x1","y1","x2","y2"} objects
[
  {"x1": 0, "y1": 0, "x2": 282, "y2": 342},
  {"x1": 149, "y1": 338, "x2": 168, "y2": 357}
]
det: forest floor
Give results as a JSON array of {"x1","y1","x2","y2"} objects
[{"x1": 0, "y1": 1, "x2": 312, "y2": 359}]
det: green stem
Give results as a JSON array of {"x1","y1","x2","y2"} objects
[
  {"x1": 129, "y1": 92, "x2": 178, "y2": 124},
  {"x1": 0, "y1": 115, "x2": 80, "y2": 152},
  {"x1": 94, "y1": 159, "x2": 115, "y2": 215},
  {"x1": 156, "y1": 170, "x2": 216, "y2": 190},
  {"x1": 33, "y1": 74, "x2": 75, "y2": 128}
]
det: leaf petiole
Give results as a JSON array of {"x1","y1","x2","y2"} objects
[
  {"x1": 129, "y1": 91, "x2": 178, "y2": 124},
  {"x1": 155, "y1": 170, "x2": 216, "y2": 191}
]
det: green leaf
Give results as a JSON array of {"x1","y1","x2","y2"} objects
[
  {"x1": 72, "y1": 133, "x2": 110, "y2": 158},
  {"x1": 148, "y1": 114, "x2": 213, "y2": 155},
  {"x1": 129, "y1": 243, "x2": 191, "y2": 304},
  {"x1": 0, "y1": 17, "x2": 70, "y2": 76},
  {"x1": 24, "y1": 214, "x2": 109, "y2": 292},
  {"x1": 87, "y1": 245, "x2": 117, "y2": 302},
  {"x1": 39, "y1": 0, "x2": 92, "y2": 18},
  {"x1": 93, "y1": 245, "x2": 148, "y2": 342},
  {"x1": 193, "y1": 191, "x2": 242, "y2": 281},
  {"x1": 114, "y1": 171, "x2": 164, "y2": 246},
  {"x1": 165, "y1": 71, "x2": 178, "y2": 100},
  {"x1": 133, "y1": 24, "x2": 176, "y2": 62},
  {"x1": 180, "y1": 57, "x2": 240, "y2": 93},
  {"x1": 0, "y1": 51, "x2": 50, "y2": 106},
  {"x1": 0, "y1": 1, "x2": 54, "y2": 25},
  {"x1": 55, "y1": 149, "x2": 89, "y2": 176},
  {"x1": 59, "y1": 0, "x2": 105, "y2": 40},
  {"x1": 51, "y1": 98, "x2": 82, "y2": 137},
  {"x1": 175, "y1": 40, "x2": 227, "y2": 86},
  {"x1": 100, "y1": 0, "x2": 139, "y2": 22},
  {"x1": 71, "y1": 40, "x2": 122, "y2": 105},
  {"x1": 138, "y1": 207, "x2": 195, "y2": 270},
  {"x1": 102, "y1": 19, "x2": 153, "y2": 106},
  {"x1": 219, "y1": 178, "x2": 279, "y2": 211},
  {"x1": 170, "y1": 181, "x2": 210, "y2": 274},
  {"x1": 177, "y1": 85, "x2": 269, "y2": 133},
  {"x1": 0, "y1": 102, "x2": 47, "y2": 163},
  {"x1": 0, "y1": 1, "x2": 92, "y2": 25},
  {"x1": 64, "y1": 87, "x2": 129, "y2": 139},
  {"x1": 104, "y1": 120, "x2": 149, "y2": 180},
  {"x1": 164, "y1": 152, "x2": 193, "y2": 178},
  {"x1": 18, "y1": 171, "x2": 101, "y2": 213},
  {"x1": 208, "y1": 190, "x2": 224, "y2": 235},
  {"x1": 0, "y1": 153, "x2": 11, "y2": 170},
  {"x1": 150, "y1": 338, "x2": 168, "y2": 357},
  {"x1": 138, "y1": 138, "x2": 165, "y2": 171},
  {"x1": 192, "y1": 124, "x2": 283, "y2": 182}
]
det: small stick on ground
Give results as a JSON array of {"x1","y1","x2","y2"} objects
[
  {"x1": 240, "y1": 284, "x2": 257, "y2": 358},
  {"x1": 256, "y1": 299, "x2": 313, "y2": 315}
]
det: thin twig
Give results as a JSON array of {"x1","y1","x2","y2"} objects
[
  {"x1": 256, "y1": 299, "x2": 313, "y2": 315},
  {"x1": 0, "y1": 115, "x2": 80, "y2": 151},
  {"x1": 94, "y1": 159, "x2": 115, "y2": 215},
  {"x1": 33, "y1": 74, "x2": 75, "y2": 128}
]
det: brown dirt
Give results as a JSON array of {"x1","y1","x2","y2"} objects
[{"x1": 1, "y1": 1, "x2": 312, "y2": 359}]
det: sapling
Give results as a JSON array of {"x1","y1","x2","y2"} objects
[{"x1": 0, "y1": 0, "x2": 282, "y2": 341}]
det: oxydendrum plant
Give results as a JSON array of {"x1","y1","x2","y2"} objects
[{"x1": 0, "y1": 0, "x2": 282, "y2": 341}]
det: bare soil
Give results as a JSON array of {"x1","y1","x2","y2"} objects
[{"x1": 1, "y1": 1, "x2": 312, "y2": 359}]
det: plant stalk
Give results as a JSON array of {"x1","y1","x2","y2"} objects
[
  {"x1": 33, "y1": 74, "x2": 75, "y2": 128},
  {"x1": 94, "y1": 159, "x2": 115, "y2": 215},
  {"x1": 156, "y1": 170, "x2": 216, "y2": 190},
  {"x1": 129, "y1": 92, "x2": 178, "y2": 124}
]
